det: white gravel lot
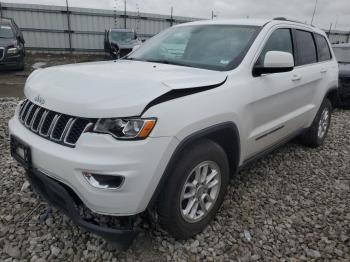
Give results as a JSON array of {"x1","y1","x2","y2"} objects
[{"x1": 0, "y1": 97, "x2": 349, "y2": 261}]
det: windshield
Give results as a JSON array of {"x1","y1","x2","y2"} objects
[
  {"x1": 127, "y1": 25, "x2": 260, "y2": 71},
  {"x1": 0, "y1": 24, "x2": 14, "y2": 39},
  {"x1": 110, "y1": 31, "x2": 135, "y2": 43},
  {"x1": 333, "y1": 46, "x2": 350, "y2": 63}
]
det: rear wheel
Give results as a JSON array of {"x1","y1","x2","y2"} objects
[
  {"x1": 157, "y1": 139, "x2": 230, "y2": 239},
  {"x1": 300, "y1": 98, "x2": 332, "y2": 148}
]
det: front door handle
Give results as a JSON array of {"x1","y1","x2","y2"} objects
[
  {"x1": 320, "y1": 68, "x2": 328, "y2": 73},
  {"x1": 292, "y1": 74, "x2": 302, "y2": 81}
]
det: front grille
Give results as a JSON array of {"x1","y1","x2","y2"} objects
[
  {"x1": 18, "y1": 100, "x2": 95, "y2": 147},
  {"x1": 0, "y1": 48, "x2": 4, "y2": 61}
]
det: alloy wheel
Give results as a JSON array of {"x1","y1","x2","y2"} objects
[
  {"x1": 180, "y1": 161, "x2": 221, "y2": 223},
  {"x1": 318, "y1": 107, "x2": 330, "y2": 139}
]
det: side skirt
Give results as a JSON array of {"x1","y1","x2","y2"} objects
[{"x1": 239, "y1": 128, "x2": 306, "y2": 170}]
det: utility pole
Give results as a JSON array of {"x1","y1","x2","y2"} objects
[
  {"x1": 310, "y1": 0, "x2": 318, "y2": 25},
  {"x1": 211, "y1": 11, "x2": 217, "y2": 20},
  {"x1": 334, "y1": 15, "x2": 339, "y2": 30},
  {"x1": 66, "y1": 0, "x2": 72, "y2": 53},
  {"x1": 328, "y1": 22, "x2": 333, "y2": 37},
  {"x1": 124, "y1": 0, "x2": 127, "y2": 29},
  {"x1": 0, "y1": 1, "x2": 3, "y2": 19},
  {"x1": 170, "y1": 6, "x2": 173, "y2": 26}
]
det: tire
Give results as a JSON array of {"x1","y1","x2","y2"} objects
[
  {"x1": 157, "y1": 139, "x2": 230, "y2": 239},
  {"x1": 300, "y1": 98, "x2": 332, "y2": 148}
]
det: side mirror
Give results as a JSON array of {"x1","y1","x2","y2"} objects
[{"x1": 253, "y1": 51, "x2": 294, "y2": 77}]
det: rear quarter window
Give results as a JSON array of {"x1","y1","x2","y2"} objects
[
  {"x1": 294, "y1": 30, "x2": 317, "y2": 66},
  {"x1": 315, "y1": 34, "x2": 332, "y2": 62}
]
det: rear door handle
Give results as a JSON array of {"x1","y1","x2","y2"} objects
[
  {"x1": 320, "y1": 68, "x2": 328, "y2": 73},
  {"x1": 292, "y1": 74, "x2": 302, "y2": 81}
]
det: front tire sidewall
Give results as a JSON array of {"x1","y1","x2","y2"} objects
[
  {"x1": 315, "y1": 100, "x2": 332, "y2": 146},
  {"x1": 158, "y1": 140, "x2": 229, "y2": 239}
]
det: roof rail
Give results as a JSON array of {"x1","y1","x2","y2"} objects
[
  {"x1": 272, "y1": 17, "x2": 314, "y2": 27},
  {"x1": 273, "y1": 17, "x2": 288, "y2": 21}
]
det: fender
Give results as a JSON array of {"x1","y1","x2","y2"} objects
[{"x1": 147, "y1": 121, "x2": 240, "y2": 210}]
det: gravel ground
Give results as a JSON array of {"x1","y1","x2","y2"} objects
[{"x1": 0, "y1": 97, "x2": 349, "y2": 261}]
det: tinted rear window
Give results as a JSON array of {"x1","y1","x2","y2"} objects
[
  {"x1": 295, "y1": 30, "x2": 317, "y2": 66},
  {"x1": 315, "y1": 34, "x2": 332, "y2": 62}
]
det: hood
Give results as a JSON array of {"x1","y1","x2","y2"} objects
[
  {"x1": 0, "y1": 38, "x2": 16, "y2": 48},
  {"x1": 25, "y1": 60, "x2": 227, "y2": 118},
  {"x1": 339, "y1": 63, "x2": 350, "y2": 78}
]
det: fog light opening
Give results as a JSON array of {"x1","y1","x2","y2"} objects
[{"x1": 83, "y1": 172, "x2": 125, "y2": 189}]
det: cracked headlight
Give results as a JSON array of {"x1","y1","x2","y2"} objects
[{"x1": 93, "y1": 118, "x2": 156, "y2": 140}]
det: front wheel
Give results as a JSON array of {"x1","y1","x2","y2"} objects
[
  {"x1": 300, "y1": 98, "x2": 332, "y2": 148},
  {"x1": 157, "y1": 139, "x2": 230, "y2": 239}
]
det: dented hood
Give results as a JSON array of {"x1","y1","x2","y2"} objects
[{"x1": 25, "y1": 60, "x2": 227, "y2": 118}]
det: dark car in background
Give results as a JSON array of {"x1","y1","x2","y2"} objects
[
  {"x1": 0, "y1": 18, "x2": 25, "y2": 70},
  {"x1": 104, "y1": 28, "x2": 141, "y2": 58},
  {"x1": 333, "y1": 43, "x2": 350, "y2": 106}
]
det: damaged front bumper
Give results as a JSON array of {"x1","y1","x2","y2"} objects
[{"x1": 26, "y1": 168, "x2": 139, "y2": 248}]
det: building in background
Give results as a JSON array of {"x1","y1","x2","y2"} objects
[{"x1": 0, "y1": 2, "x2": 348, "y2": 53}]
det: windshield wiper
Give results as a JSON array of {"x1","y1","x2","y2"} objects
[{"x1": 123, "y1": 57, "x2": 139, "y2": 61}]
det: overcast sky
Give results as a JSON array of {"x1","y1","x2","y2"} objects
[{"x1": 2, "y1": 0, "x2": 350, "y2": 30}]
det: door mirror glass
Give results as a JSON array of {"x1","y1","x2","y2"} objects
[{"x1": 254, "y1": 51, "x2": 294, "y2": 76}]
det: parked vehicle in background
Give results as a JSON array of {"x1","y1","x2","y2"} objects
[
  {"x1": 333, "y1": 43, "x2": 350, "y2": 106},
  {"x1": 9, "y1": 18, "x2": 338, "y2": 247},
  {"x1": 0, "y1": 18, "x2": 25, "y2": 70},
  {"x1": 104, "y1": 28, "x2": 142, "y2": 58}
]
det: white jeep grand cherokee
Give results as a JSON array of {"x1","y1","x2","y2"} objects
[{"x1": 9, "y1": 18, "x2": 338, "y2": 245}]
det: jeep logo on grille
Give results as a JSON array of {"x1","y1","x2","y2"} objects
[{"x1": 34, "y1": 95, "x2": 45, "y2": 105}]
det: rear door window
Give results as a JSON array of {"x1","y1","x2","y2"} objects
[
  {"x1": 294, "y1": 30, "x2": 317, "y2": 66},
  {"x1": 315, "y1": 34, "x2": 332, "y2": 62}
]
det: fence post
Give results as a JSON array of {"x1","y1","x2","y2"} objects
[
  {"x1": 124, "y1": 0, "x2": 126, "y2": 29},
  {"x1": 65, "y1": 0, "x2": 73, "y2": 53}
]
